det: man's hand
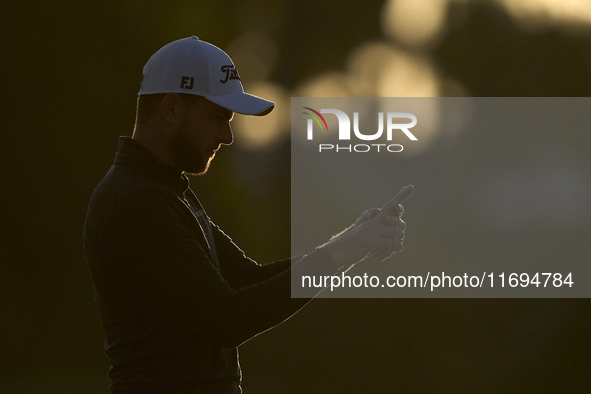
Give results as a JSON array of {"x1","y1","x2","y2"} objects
[{"x1": 319, "y1": 185, "x2": 414, "y2": 269}]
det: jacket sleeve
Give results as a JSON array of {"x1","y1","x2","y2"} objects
[
  {"x1": 211, "y1": 223, "x2": 304, "y2": 289},
  {"x1": 103, "y1": 190, "x2": 337, "y2": 348}
]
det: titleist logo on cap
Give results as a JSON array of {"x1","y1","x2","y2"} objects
[{"x1": 220, "y1": 65, "x2": 240, "y2": 83}]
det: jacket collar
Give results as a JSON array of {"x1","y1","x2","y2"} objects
[{"x1": 114, "y1": 136, "x2": 189, "y2": 195}]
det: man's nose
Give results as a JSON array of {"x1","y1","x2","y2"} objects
[{"x1": 218, "y1": 123, "x2": 234, "y2": 146}]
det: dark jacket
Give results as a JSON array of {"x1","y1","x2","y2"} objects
[{"x1": 83, "y1": 137, "x2": 335, "y2": 393}]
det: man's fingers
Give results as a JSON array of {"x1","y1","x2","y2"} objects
[
  {"x1": 367, "y1": 208, "x2": 380, "y2": 219},
  {"x1": 373, "y1": 239, "x2": 393, "y2": 260},
  {"x1": 349, "y1": 186, "x2": 413, "y2": 263},
  {"x1": 378, "y1": 225, "x2": 405, "y2": 256},
  {"x1": 379, "y1": 226, "x2": 404, "y2": 244},
  {"x1": 381, "y1": 185, "x2": 414, "y2": 214},
  {"x1": 398, "y1": 218, "x2": 406, "y2": 231},
  {"x1": 355, "y1": 208, "x2": 381, "y2": 226},
  {"x1": 381, "y1": 216, "x2": 406, "y2": 231}
]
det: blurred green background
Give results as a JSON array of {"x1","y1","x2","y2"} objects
[{"x1": 2, "y1": 0, "x2": 591, "y2": 392}]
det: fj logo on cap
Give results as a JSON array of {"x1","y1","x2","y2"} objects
[
  {"x1": 220, "y1": 65, "x2": 240, "y2": 83},
  {"x1": 181, "y1": 76, "x2": 194, "y2": 89}
]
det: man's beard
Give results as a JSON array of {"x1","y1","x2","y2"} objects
[{"x1": 170, "y1": 120, "x2": 214, "y2": 176}]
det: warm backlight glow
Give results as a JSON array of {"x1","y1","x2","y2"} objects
[{"x1": 232, "y1": 82, "x2": 289, "y2": 150}]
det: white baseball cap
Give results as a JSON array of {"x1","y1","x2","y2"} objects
[{"x1": 139, "y1": 36, "x2": 274, "y2": 116}]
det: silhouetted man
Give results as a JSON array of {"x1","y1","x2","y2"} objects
[{"x1": 83, "y1": 36, "x2": 411, "y2": 394}]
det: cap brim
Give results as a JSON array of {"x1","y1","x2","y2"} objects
[{"x1": 205, "y1": 92, "x2": 275, "y2": 116}]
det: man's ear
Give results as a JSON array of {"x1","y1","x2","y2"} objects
[{"x1": 159, "y1": 93, "x2": 186, "y2": 127}]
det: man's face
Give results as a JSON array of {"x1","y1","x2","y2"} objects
[{"x1": 171, "y1": 97, "x2": 234, "y2": 175}]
